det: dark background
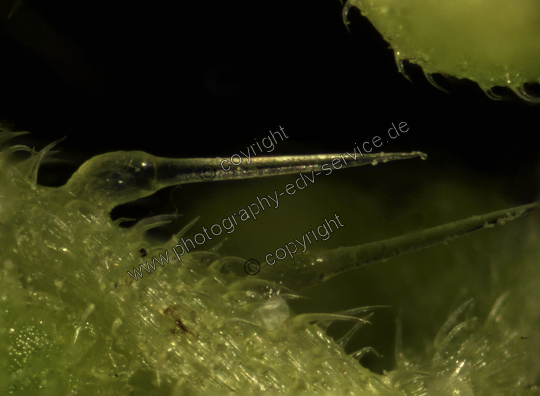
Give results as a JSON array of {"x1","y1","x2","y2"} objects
[
  {"x1": 0, "y1": 0, "x2": 538, "y2": 193},
  {"x1": 1, "y1": 0, "x2": 538, "y2": 375}
]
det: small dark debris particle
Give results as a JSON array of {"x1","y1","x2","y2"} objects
[
  {"x1": 163, "y1": 306, "x2": 175, "y2": 316},
  {"x1": 175, "y1": 319, "x2": 189, "y2": 333},
  {"x1": 139, "y1": 248, "x2": 147, "y2": 257},
  {"x1": 163, "y1": 304, "x2": 190, "y2": 334}
]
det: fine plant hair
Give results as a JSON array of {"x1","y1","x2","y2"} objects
[{"x1": 0, "y1": 124, "x2": 538, "y2": 395}]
